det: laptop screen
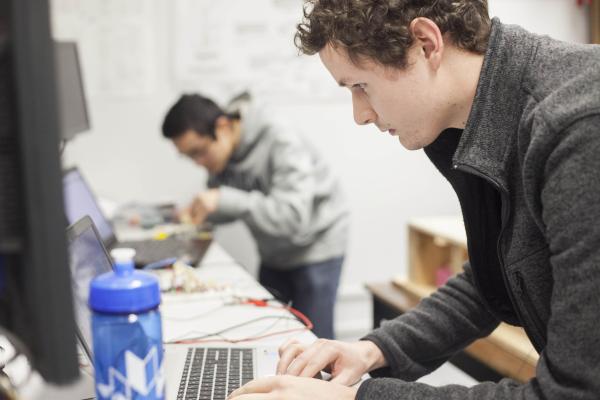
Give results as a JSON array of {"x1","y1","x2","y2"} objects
[
  {"x1": 67, "y1": 216, "x2": 113, "y2": 360},
  {"x1": 63, "y1": 168, "x2": 115, "y2": 244}
]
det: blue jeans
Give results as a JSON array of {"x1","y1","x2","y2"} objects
[{"x1": 259, "y1": 256, "x2": 343, "y2": 339}]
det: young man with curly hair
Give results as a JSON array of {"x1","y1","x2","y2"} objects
[{"x1": 229, "y1": 0, "x2": 600, "y2": 399}]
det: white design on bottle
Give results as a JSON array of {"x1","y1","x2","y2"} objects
[{"x1": 96, "y1": 346, "x2": 165, "y2": 399}]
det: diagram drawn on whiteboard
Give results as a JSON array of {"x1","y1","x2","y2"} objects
[{"x1": 171, "y1": 0, "x2": 346, "y2": 104}]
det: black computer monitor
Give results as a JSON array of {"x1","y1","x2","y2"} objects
[
  {"x1": 0, "y1": 0, "x2": 79, "y2": 385},
  {"x1": 54, "y1": 40, "x2": 90, "y2": 141}
]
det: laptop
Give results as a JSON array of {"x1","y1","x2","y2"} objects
[
  {"x1": 63, "y1": 167, "x2": 211, "y2": 267},
  {"x1": 66, "y1": 216, "x2": 279, "y2": 400}
]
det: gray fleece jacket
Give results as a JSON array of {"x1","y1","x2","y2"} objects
[
  {"x1": 358, "y1": 19, "x2": 600, "y2": 400},
  {"x1": 206, "y1": 101, "x2": 349, "y2": 269}
]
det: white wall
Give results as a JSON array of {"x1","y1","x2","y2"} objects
[
  {"x1": 53, "y1": 0, "x2": 590, "y2": 338},
  {"x1": 489, "y1": 0, "x2": 590, "y2": 41}
]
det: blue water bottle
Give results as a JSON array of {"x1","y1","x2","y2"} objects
[{"x1": 89, "y1": 248, "x2": 165, "y2": 400}]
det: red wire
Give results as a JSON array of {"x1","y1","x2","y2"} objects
[
  {"x1": 238, "y1": 299, "x2": 314, "y2": 331},
  {"x1": 171, "y1": 300, "x2": 314, "y2": 345},
  {"x1": 275, "y1": 303, "x2": 314, "y2": 331}
]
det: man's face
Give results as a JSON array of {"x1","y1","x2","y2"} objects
[
  {"x1": 172, "y1": 127, "x2": 234, "y2": 174},
  {"x1": 319, "y1": 44, "x2": 445, "y2": 150}
]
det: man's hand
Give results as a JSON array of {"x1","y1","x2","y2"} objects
[
  {"x1": 276, "y1": 339, "x2": 387, "y2": 386},
  {"x1": 188, "y1": 189, "x2": 220, "y2": 225},
  {"x1": 227, "y1": 375, "x2": 357, "y2": 400}
]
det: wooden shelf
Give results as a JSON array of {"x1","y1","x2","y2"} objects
[
  {"x1": 408, "y1": 216, "x2": 468, "y2": 287},
  {"x1": 397, "y1": 217, "x2": 538, "y2": 383}
]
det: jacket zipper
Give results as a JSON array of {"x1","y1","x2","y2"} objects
[
  {"x1": 453, "y1": 162, "x2": 544, "y2": 351},
  {"x1": 514, "y1": 272, "x2": 546, "y2": 347}
]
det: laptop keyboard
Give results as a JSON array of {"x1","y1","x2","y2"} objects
[
  {"x1": 119, "y1": 237, "x2": 210, "y2": 266},
  {"x1": 129, "y1": 237, "x2": 189, "y2": 262},
  {"x1": 177, "y1": 347, "x2": 255, "y2": 400}
]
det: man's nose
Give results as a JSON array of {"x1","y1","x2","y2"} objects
[{"x1": 352, "y1": 91, "x2": 377, "y2": 126}]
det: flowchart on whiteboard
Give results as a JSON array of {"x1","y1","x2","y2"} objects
[{"x1": 171, "y1": 0, "x2": 346, "y2": 104}]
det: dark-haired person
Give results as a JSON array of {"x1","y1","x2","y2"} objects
[
  {"x1": 162, "y1": 93, "x2": 349, "y2": 340},
  {"x1": 229, "y1": 0, "x2": 600, "y2": 399}
]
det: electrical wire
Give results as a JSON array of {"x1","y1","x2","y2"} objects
[
  {"x1": 178, "y1": 314, "x2": 292, "y2": 345},
  {"x1": 188, "y1": 327, "x2": 311, "y2": 345},
  {"x1": 165, "y1": 315, "x2": 299, "y2": 344},
  {"x1": 164, "y1": 300, "x2": 313, "y2": 345},
  {"x1": 162, "y1": 303, "x2": 229, "y2": 322}
]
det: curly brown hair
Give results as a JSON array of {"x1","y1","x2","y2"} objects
[{"x1": 295, "y1": 0, "x2": 491, "y2": 69}]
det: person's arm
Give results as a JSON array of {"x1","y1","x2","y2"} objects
[
  {"x1": 358, "y1": 115, "x2": 600, "y2": 399},
  {"x1": 269, "y1": 264, "x2": 499, "y2": 388},
  {"x1": 207, "y1": 133, "x2": 318, "y2": 242},
  {"x1": 362, "y1": 264, "x2": 499, "y2": 382}
]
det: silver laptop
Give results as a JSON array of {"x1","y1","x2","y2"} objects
[
  {"x1": 164, "y1": 346, "x2": 279, "y2": 400},
  {"x1": 66, "y1": 216, "x2": 278, "y2": 400},
  {"x1": 63, "y1": 167, "x2": 211, "y2": 268}
]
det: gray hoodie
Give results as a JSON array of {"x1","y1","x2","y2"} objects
[
  {"x1": 358, "y1": 18, "x2": 600, "y2": 400},
  {"x1": 206, "y1": 100, "x2": 349, "y2": 268}
]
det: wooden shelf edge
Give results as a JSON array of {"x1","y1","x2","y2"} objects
[
  {"x1": 407, "y1": 219, "x2": 467, "y2": 248},
  {"x1": 392, "y1": 277, "x2": 435, "y2": 298}
]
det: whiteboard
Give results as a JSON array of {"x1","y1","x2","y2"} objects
[
  {"x1": 170, "y1": 0, "x2": 346, "y2": 104},
  {"x1": 51, "y1": 0, "x2": 157, "y2": 98}
]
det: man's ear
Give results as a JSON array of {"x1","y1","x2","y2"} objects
[
  {"x1": 214, "y1": 116, "x2": 230, "y2": 130},
  {"x1": 214, "y1": 116, "x2": 231, "y2": 139},
  {"x1": 409, "y1": 17, "x2": 444, "y2": 71}
]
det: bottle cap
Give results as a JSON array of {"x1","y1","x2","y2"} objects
[{"x1": 89, "y1": 248, "x2": 161, "y2": 314}]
